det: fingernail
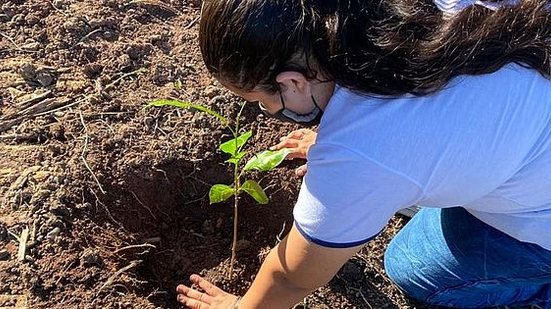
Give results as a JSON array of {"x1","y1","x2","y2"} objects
[{"x1": 269, "y1": 146, "x2": 275, "y2": 150}]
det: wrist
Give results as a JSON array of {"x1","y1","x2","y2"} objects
[{"x1": 231, "y1": 296, "x2": 242, "y2": 308}]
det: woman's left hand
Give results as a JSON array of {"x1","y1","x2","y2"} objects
[
  {"x1": 270, "y1": 129, "x2": 317, "y2": 177},
  {"x1": 176, "y1": 274, "x2": 239, "y2": 308}
]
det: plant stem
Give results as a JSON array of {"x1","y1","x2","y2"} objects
[
  {"x1": 229, "y1": 166, "x2": 239, "y2": 278},
  {"x1": 229, "y1": 102, "x2": 246, "y2": 279}
]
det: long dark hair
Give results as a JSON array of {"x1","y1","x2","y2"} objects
[{"x1": 199, "y1": 0, "x2": 551, "y2": 96}]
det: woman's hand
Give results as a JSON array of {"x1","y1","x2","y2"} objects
[
  {"x1": 176, "y1": 274, "x2": 239, "y2": 309},
  {"x1": 270, "y1": 129, "x2": 317, "y2": 177}
]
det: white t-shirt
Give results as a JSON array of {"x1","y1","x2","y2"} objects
[{"x1": 293, "y1": 64, "x2": 551, "y2": 250}]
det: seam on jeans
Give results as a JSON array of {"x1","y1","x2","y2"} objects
[{"x1": 426, "y1": 274, "x2": 551, "y2": 305}]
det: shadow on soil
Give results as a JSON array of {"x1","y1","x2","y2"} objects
[{"x1": 87, "y1": 157, "x2": 297, "y2": 307}]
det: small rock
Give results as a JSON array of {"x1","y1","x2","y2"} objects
[
  {"x1": 82, "y1": 202, "x2": 92, "y2": 209},
  {"x1": 21, "y1": 42, "x2": 41, "y2": 51},
  {"x1": 36, "y1": 71, "x2": 54, "y2": 87},
  {"x1": 27, "y1": 241, "x2": 37, "y2": 249},
  {"x1": 204, "y1": 86, "x2": 220, "y2": 99},
  {"x1": 24, "y1": 255, "x2": 35, "y2": 263},
  {"x1": 52, "y1": 0, "x2": 65, "y2": 9},
  {"x1": 46, "y1": 227, "x2": 61, "y2": 240},
  {"x1": 0, "y1": 249, "x2": 10, "y2": 260},
  {"x1": 235, "y1": 239, "x2": 251, "y2": 252},
  {"x1": 102, "y1": 30, "x2": 117, "y2": 41},
  {"x1": 201, "y1": 220, "x2": 215, "y2": 235},
  {"x1": 11, "y1": 13, "x2": 25, "y2": 25},
  {"x1": 82, "y1": 63, "x2": 103, "y2": 78},
  {"x1": 30, "y1": 189, "x2": 51, "y2": 204},
  {"x1": 18, "y1": 63, "x2": 36, "y2": 80},
  {"x1": 209, "y1": 94, "x2": 226, "y2": 105},
  {"x1": 80, "y1": 249, "x2": 102, "y2": 266},
  {"x1": 51, "y1": 205, "x2": 69, "y2": 217},
  {"x1": 148, "y1": 34, "x2": 162, "y2": 43},
  {"x1": 33, "y1": 171, "x2": 49, "y2": 182},
  {"x1": 0, "y1": 225, "x2": 7, "y2": 241},
  {"x1": 46, "y1": 182, "x2": 58, "y2": 191},
  {"x1": 215, "y1": 217, "x2": 224, "y2": 229}
]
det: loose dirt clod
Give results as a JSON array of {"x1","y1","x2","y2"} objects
[
  {"x1": 0, "y1": 249, "x2": 10, "y2": 260},
  {"x1": 45, "y1": 227, "x2": 61, "y2": 241}
]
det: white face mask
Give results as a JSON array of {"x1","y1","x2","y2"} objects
[{"x1": 259, "y1": 91, "x2": 323, "y2": 126}]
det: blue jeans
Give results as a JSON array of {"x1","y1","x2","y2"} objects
[{"x1": 384, "y1": 207, "x2": 551, "y2": 308}]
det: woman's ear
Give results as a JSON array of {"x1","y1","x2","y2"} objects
[{"x1": 275, "y1": 71, "x2": 312, "y2": 96}]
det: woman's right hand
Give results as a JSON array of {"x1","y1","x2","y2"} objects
[{"x1": 270, "y1": 129, "x2": 317, "y2": 177}]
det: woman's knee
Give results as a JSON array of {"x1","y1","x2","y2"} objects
[
  {"x1": 384, "y1": 208, "x2": 551, "y2": 308},
  {"x1": 384, "y1": 229, "x2": 438, "y2": 302}
]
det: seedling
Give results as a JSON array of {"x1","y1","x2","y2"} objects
[{"x1": 149, "y1": 99, "x2": 291, "y2": 277}]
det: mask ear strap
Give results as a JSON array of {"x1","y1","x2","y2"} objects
[
  {"x1": 311, "y1": 95, "x2": 321, "y2": 110},
  {"x1": 279, "y1": 90, "x2": 287, "y2": 109}
]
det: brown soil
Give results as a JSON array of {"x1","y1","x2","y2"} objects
[{"x1": 0, "y1": 1, "x2": 435, "y2": 308}]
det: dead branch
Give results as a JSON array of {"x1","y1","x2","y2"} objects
[
  {"x1": 17, "y1": 90, "x2": 53, "y2": 108},
  {"x1": 0, "y1": 97, "x2": 73, "y2": 132},
  {"x1": 0, "y1": 68, "x2": 145, "y2": 133}
]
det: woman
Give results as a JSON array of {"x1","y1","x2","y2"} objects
[{"x1": 177, "y1": 0, "x2": 551, "y2": 308}]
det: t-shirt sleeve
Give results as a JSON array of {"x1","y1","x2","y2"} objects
[{"x1": 293, "y1": 143, "x2": 423, "y2": 248}]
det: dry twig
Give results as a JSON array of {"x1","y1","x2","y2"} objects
[
  {"x1": 0, "y1": 68, "x2": 145, "y2": 133},
  {"x1": 77, "y1": 28, "x2": 104, "y2": 44},
  {"x1": 185, "y1": 16, "x2": 200, "y2": 29},
  {"x1": 90, "y1": 189, "x2": 126, "y2": 231},
  {"x1": 0, "y1": 31, "x2": 38, "y2": 53},
  {"x1": 79, "y1": 111, "x2": 106, "y2": 194},
  {"x1": 17, "y1": 90, "x2": 53, "y2": 108},
  {"x1": 113, "y1": 243, "x2": 156, "y2": 254},
  {"x1": 130, "y1": 191, "x2": 157, "y2": 220},
  {"x1": 17, "y1": 227, "x2": 29, "y2": 262},
  {"x1": 127, "y1": 0, "x2": 181, "y2": 15},
  {"x1": 96, "y1": 260, "x2": 142, "y2": 296}
]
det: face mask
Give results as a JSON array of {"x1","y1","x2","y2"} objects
[{"x1": 259, "y1": 91, "x2": 323, "y2": 126}]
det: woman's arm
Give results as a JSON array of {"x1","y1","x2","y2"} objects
[
  {"x1": 239, "y1": 224, "x2": 362, "y2": 308},
  {"x1": 176, "y1": 224, "x2": 362, "y2": 309}
]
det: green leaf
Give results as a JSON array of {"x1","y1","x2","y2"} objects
[
  {"x1": 226, "y1": 151, "x2": 247, "y2": 165},
  {"x1": 240, "y1": 180, "x2": 268, "y2": 204},
  {"x1": 149, "y1": 99, "x2": 229, "y2": 126},
  {"x1": 243, "y1": 148, "x2": 294, "y2": 172},
  {"x1": 219, "y1": 130, "x2": 252, "y2": 155},
  {"x1": 209, "y1": 184, "x2": 234, "y2": 204}
]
